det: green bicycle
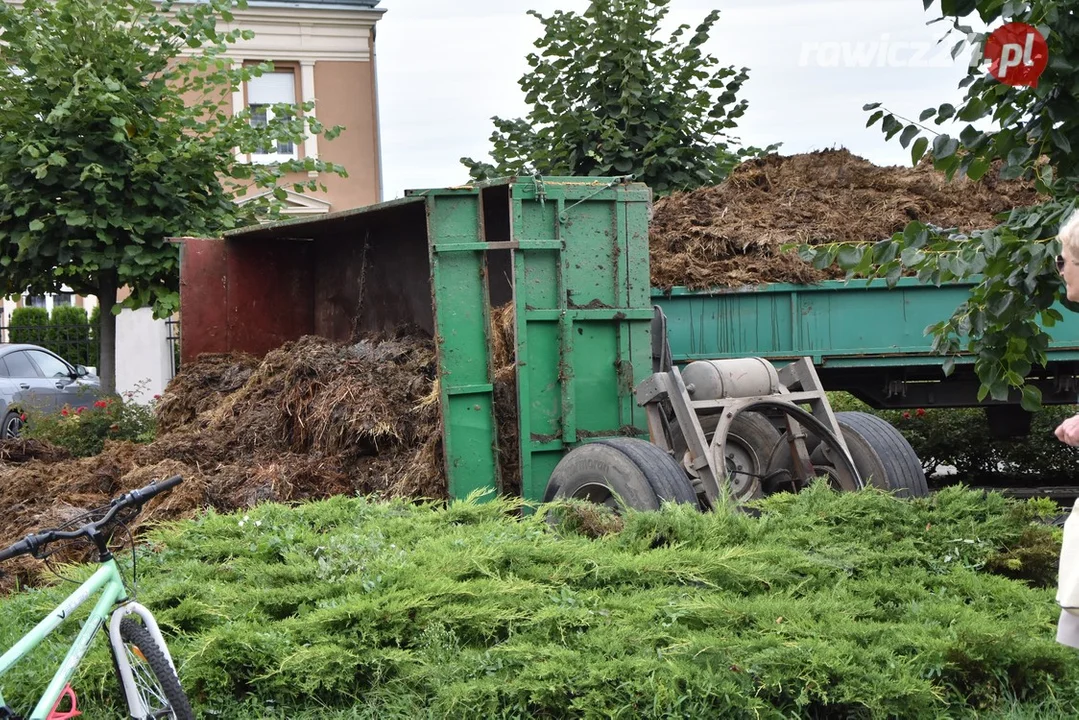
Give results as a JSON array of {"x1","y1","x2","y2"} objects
[{"x1": 0, "y1": 475, "x2": 193, "y2": 720}]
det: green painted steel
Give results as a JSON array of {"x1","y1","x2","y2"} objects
[
  {"x1": 507, "y1": 177, "x2": 654, "y2": 503},
  {"x1": 425, "y1": 190, "x2": 501, "y2": 501},
  {"x1": 654, "y1": 277, "x2": 1079, "y2": 368},
  {"x1": 423, "y1": 176, "x2": 654, "y2": 502}
]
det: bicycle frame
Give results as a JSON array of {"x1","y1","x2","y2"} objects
[{"x1": 0, "y1": 557, "x2": 176, "y2": 720}]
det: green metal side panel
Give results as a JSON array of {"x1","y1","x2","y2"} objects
[
  {"x1": 422, "y1": 176, "x2": 656, "y2": 502},
  {"x1": 655, "y1": 277, "x2": 1079, "y2": 368},
  {"x1": 426, "y1": 191, "x2": 500, "y2": 499},
  {"x1": 508, "y1": 178, "x2": 655, "y2": 503}
]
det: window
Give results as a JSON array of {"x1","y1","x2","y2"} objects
[
  {"x1": 54, "y1": 292, "x2": 72, "y2": 307},
  {"x1": 0, "y1": 357, "x2": 9, "y2": 378},
  {"x1": 4, "y1": 351, "x2": 40, "y2": 378},
  {"x1": 247, "y1": 69, "x2": 297, "y2": 163},
  {"x1": 26, "y1": 295, "x2": 46, "y2": 308},
  {"x1": 27, "y1": 350, "x2": 70, "y2": 378}
]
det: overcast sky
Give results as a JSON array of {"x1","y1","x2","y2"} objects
[{"x1": 373, "y1": 1, "x2": 979, "y2": 200}]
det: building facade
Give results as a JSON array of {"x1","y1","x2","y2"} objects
[{"x1": 218, "y1": 0, "x2": 386, "y2": 213}]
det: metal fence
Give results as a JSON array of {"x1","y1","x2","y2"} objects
[
  {"x1": 0, "y1": 323, "x2": 97, "y2": 367},
  {"x1": 166, "y1": 316, "x2": 181, "y2": 376}
]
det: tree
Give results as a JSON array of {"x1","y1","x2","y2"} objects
[
  {"x1": 0, "y1": 0, "x2": 346, "y2": 392},
  {"x1": 460, "y1": 0, "x2": 775, "y2": 195},
  {"x1": 799, "y1": 0, "x2": 1078, "y2": 409}
]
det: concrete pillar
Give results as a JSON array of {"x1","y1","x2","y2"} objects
[
  {"x1": 115, "y1": 308, "x2": 173, "y2": 404},
  {"x1": 301, "y1": 59, "x2": 319, "y2": 168}
]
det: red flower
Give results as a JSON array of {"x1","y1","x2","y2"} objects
[
  {"x1": 153, "y1": 394, "x2": 161, "y2": 400},
  {"x1": 915, "y1": 408, "x2": 926, "y2": 417},
  {"x1": 60, "y1": 408, "x2": 69, "y2": 417},
  {"x1": 902, "y1": 411, "x2": 911, "y2": 419},
  {"x1": 76, "y1": 406, "x2": 85, "y2": 414},
  {"x1": 19, "y1": 413, "x2": 26, "y2": 421},
  {"x1": 93, "y1": 400, "x2": 108, "y2": 409}
]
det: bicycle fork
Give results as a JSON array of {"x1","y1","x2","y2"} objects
[{"x1": 108, "y1": 602, "x2": 181, "y2": 719}]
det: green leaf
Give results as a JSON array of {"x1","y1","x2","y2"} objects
[
  {"x1": 911, "y1": 137, "x2": 929, "y2": 165},
  {"x1": 885, "y1": 264, "x2": 902, "y2": 288},
  {"x1": 899, "y1": 125, "x2": 920, "y2": 149},
  {"x1": 966, "y1": 157, "x2": 990, "y2": 181},
  {"x1": 988, "y1": 379, "x2": 1010, "y2": 402},
  {"x1": 932, "y1": 135, "x2": 959, "y2": 160},
  {"x1": 900, "y1": 247, "x2": 926, "y2": 266},
  {"x1": 836, "y1": 245, "x2": 863, "y2": 268},
  {"x1": 65, "y1": 210, "x2": 89, "y2": 227},
  {"x1": 957, "y1": 98, "x2": 987, "y2": 122},
  {"x1": 941, "y1": 0, "x2": 978, "y2": 15},
  {"x1": 1051, "y1": 130, "x2": 1072, "y2": 155},
  {"x1": 881, "y1": 115, "x2": 902, "y2": 140},
  {"x1": 1020, "y1": 384, "x2": 1042, "y2": 412}
]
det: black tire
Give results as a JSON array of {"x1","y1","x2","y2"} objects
[
  {"x1": 2, "y1": 409, "x2": 22, "y2": 439},
  {"x1": 834, "y1": 411, "x2": 928, "y2": 498},
  {"x1": 117, "y1": 617, "x2": 195, "y2": 720},
  {"x1": 542, "y1": 437, "x2": 698, "y2": 511}
]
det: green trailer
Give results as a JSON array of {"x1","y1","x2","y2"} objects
[
  {"x1": 188, "y1": 175, "x2": 929, "y2": 510},
  {"x1": 654, "y1": 278, "x2": 1079, "y2": 435}
]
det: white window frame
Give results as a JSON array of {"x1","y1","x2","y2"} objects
[{"x1": 245, "y1": 66, "x2": 299, "y2": 165}]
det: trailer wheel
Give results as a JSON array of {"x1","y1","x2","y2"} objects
[
  {"x1": 834, "y1": 411, "x2": 928, "y2": 498},
  {"x1": 691, "y1": 413, "x2": 783, "y2": 502},
  {"x1": 542, "y1": 437, "x2": 698, "y2": 511}
]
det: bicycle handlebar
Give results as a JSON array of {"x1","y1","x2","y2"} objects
[{"x1": 0, "y1": 475, "x2": 183, "y2": 563}]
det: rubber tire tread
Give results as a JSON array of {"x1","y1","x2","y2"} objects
[
  {"x1": 118, "y1": 617, "x2": 195, "y2": 720},
  {"x1": 835, "y1": 411, "x2": 928, "y2": 498},
  {"x1": 542, "y1": 444, "x2": 659, "y2": 508},
  {"x1": 591, "y1": 437, "x2": 698, "y2": 507},
  {"x1": 2, "y1": 410, "x2": 21, "y2": 439}
]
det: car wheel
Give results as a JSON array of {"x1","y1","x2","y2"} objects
[{"x1": 2, "y1": 410, "x2": 23, "y2": 439}]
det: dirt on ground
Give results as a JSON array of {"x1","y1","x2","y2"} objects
[
  {"x1": 649, "y1": 148, "x2": 1044, "y2": 289},
  {"x1": 0, "y1": 330, "x2": 446, "y2": 592}
]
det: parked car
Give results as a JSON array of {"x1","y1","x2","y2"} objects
[{"x1": 0, "y1": 344, "x2": 101, "y2": 438}]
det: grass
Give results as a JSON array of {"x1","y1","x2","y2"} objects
[{"x1": 0, "y1": 483, "x2": 1075, "y2": 719}]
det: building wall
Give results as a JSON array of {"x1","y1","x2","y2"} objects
[
  {"x1": 116, "y1": 307, "x2": 173, "y2": 403},
  {"x1": 219, "y1": 3, "x2": 384, "y2": 211}
]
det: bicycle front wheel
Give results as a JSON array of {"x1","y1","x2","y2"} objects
[{"x1": 116, "y1": 617, "x2": 194, "y2": 720}]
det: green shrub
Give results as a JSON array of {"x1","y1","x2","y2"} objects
[
  {"x1": 46, "y1": 305, "x2": 90, "y2": 365},
  {"x1": 9, "y1": 306, "x2": 48, "y2": 346},
  {"x1": 0, "y1": 487, "x2": 1073, "y2": 718},
  {"x1": 21, "y1": 395, "x2": 156, "y2": 457}
]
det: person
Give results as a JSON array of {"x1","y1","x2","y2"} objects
[{"x1": 1054, "y1": 209, "x2": 1079, "y2": 648}]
